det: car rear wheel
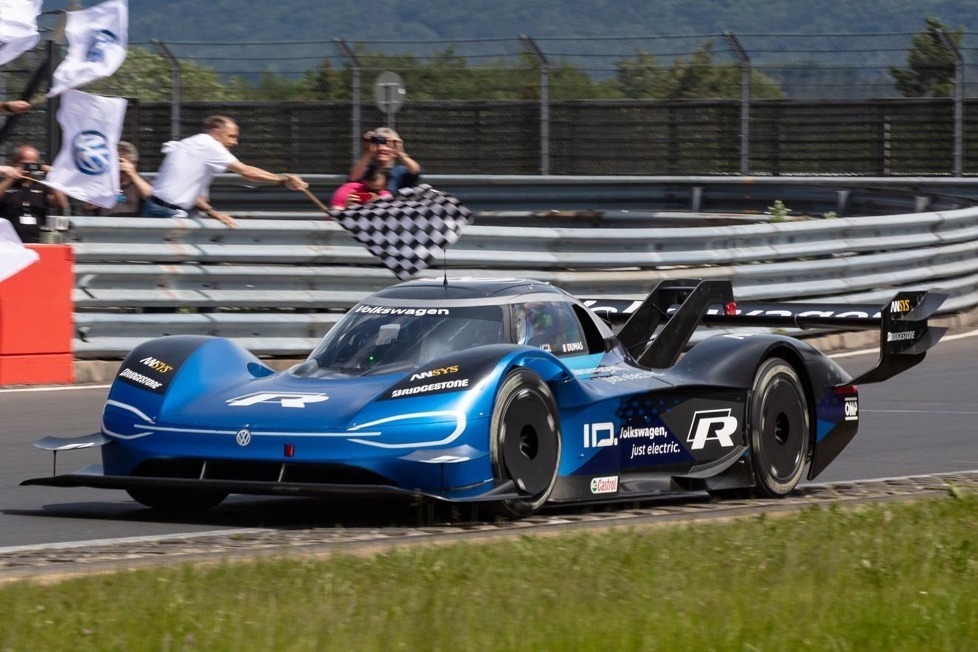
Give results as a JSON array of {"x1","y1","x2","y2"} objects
[
  {"x1": 749, "y1": 358, "x2": 809, "y2": 497},
  {"x1": 126, "y1": 487, "x2": 228, "y2": 513},
  {"x1": 490, "y1": 369, "x2": 561, "y2": 518}
]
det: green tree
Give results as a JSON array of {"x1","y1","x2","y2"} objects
[
  {"x1": 891, "y1": 17, "x2": 963, "y2": 98},
  {"x1": 318, "y1": 47, "x2": 599, "y2": 101},
  {"x1": 610, "y1": 51, "x2": 670, "y2": 99},
  {"x1": 226, "y1": 71, "x2": 310, "y2": 101},
  {"x1": 299, "y1": 59, "x2": 349, "y2": 100},
  {"x1": 87, "y1": 47, "x2": 238, "y2": 101},
  {"x1": 606, "y1": 41, "x2": 783, "y2": 100}
]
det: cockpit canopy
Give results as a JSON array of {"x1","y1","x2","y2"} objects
[{"x1": 302, "y1": 288, "x2": 610, "y2": 377}]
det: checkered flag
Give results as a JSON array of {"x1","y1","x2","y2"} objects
[{"x1": 328, "y1": 184, "x2": 473, "y2": 280}]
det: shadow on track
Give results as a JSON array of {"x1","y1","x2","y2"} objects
[{"x1": 4, "y1": 490, "x2": 717, "y2": 530}]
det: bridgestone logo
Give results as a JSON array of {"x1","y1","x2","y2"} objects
[
  {"x1": 119, "y1": 367, "x2": 163, "y2": 390},
  {"x1": 391, "y1": 378, "x2": 469, "y2": 398},
  {"x1": 887, "y1": 330, "x2": 916, "y2": 342}
]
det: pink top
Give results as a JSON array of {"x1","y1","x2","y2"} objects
[{"x1": 330, "y1": 182, "x2": 392, "y2": 209}]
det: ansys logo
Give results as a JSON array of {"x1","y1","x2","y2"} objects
[{"x1": 73, "y1": 131, "x2": 112, "y2": 176}]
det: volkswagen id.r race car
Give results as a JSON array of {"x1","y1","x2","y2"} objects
[{"x1": 24, "y1": 278, "x2": 946, "y2": 517}]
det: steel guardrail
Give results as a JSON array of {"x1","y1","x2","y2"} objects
[{"x1": 63, "y1": 177, "x2": 978, "y2": 358}]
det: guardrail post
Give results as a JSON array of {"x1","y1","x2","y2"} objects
[
  {"x1": 836, "y1": 190, "x2": 850, "y2": 216},
  {"x1": 878, "y1": 115, "x2": 891, "y2": 176},
  {"x1": 335, "y1": 39, "x2": 362, "y2": 167},
  {"x1": 521, "y1": 35, "x2": 549, "y2": 175},
  {"x1": 723, "y1": 32, "x2": 751, "y2": 175},
  {"x1": 152, "y1": 39, "x2": 181, "y2": 140},
  {"x1": 937, "y1": 30, "x2": 963, "y2": 177}
]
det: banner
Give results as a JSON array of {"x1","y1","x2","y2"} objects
[
  {"x1": 44, "y1": 89, "x2": 127, "y2": 208},
  {"x1": 0, "y1": 0, "x2": 42, "y2": 67},
  {"x1": 47, "y1": 0, "x2": 128, "y2": 97},
  {"x1": 328, "y1": 185, "x2": 473, "y2": 280}
]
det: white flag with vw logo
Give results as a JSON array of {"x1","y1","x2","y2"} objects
[
  {"x1": 47, "y1": 0, "x2": 128, "y2": 97},
  {"x1": 0, "y1": 0, "x2": 43, "y2": 66},
  {"x1": 44, "y1": 89, "x2": 127, "y2": 209}
]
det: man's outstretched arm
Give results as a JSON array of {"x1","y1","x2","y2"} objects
[{"x1": 226, "y1": 161, "x2": 307, "y2": 190}]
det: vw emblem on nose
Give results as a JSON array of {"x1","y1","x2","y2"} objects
[{"x1": 235, "y1": 429, "x2": 252, "y2": 447}]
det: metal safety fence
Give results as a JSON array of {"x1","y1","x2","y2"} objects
[
  {"x1": 64, "y1": 176, "x2": 978, "y2": 359},
  {"x1": 6, "y1": 31, "x2": 978, "y2": 175}
]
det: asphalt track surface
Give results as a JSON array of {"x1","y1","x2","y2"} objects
[{"x1": 1, "y1": 333, "x2": 976, "y2": 550}]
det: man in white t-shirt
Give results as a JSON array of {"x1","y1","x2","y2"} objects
[{"x1": 142, "y1": 115, "x2": 308, "y2": 228}]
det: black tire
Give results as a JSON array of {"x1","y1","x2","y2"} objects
[
  {"x1": 489, "y1": 369, "x2": 561, "y2": 518},
  {"x1": 126, "y1": 487, "x2": 228, "y2": 513},
  {"x1": 749, "y1": 358, "x2": 809, "y2": 497}
]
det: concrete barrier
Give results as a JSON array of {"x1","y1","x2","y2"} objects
[{"x1": 0, "y1": 244, "x2": 74, "y2": 385}]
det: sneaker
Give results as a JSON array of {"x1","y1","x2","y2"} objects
[{"x1": 171, "y1": 209, "x2": 188, "y2": 218}]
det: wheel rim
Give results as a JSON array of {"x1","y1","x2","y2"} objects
[
  {"x1": 500, "y1": 387, "x2": 558, "y2": 497},
  {"x1": 752, "y1": 361, "x2": 808, "y2": 494},
  {"x1": 758, "y1": 377, "x2": 805, "y2": 482}
]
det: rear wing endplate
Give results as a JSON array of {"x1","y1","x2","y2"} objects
[{"x1": 843, "y1": 291, "x2": 947, "y2": 385}]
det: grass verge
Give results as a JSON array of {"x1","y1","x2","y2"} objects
[{"x1": 1, "y1": 491, "x2": 976, "y2": 651}]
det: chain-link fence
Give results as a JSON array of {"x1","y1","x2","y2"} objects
[{"x1": 3, "y1": 31, "x2": 978, "y2": 175}]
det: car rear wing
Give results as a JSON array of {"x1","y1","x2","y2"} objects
[{"x1": 587, "y1": 279, "x2": 947, "y2": 383}]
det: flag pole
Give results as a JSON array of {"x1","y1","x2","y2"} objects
[{"x1": 301, "y1": 187, "x2": 331, "y2": 214}]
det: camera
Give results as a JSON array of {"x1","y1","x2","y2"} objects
[
  {"x1": 369, "y1": 134, "x2": 388, "y2": 145},
  {"x1": 23, "y1": 161, "x2": 45, "y2": 180}
]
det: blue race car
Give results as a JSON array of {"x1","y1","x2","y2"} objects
[{"x1": 24, "y1": 278, "x2": 945, "y2": 517}]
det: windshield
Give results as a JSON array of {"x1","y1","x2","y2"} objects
[{"x1": 308, "y1": 304, "x2": 505, "y2": 376}]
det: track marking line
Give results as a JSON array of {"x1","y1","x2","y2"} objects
[
  {"x1": 0, "y1": 384, "x2": 110, "y2": 394},
  {"x1": 0, "y1": 528, "x2": 274, "y2": 556}
]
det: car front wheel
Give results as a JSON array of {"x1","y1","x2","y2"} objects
[{"x1": 489, "y1": 369, "x2": 561, "y2": 518}]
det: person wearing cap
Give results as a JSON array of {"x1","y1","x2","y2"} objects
[
  {"x1": 348, "y1": 126, "x2": 422, "y2": 194},
  {"x1": 83, "y1": 141, "x2": 153, "y2": 216},
  {"x1": 142, "y1": 115, "x2": 308, "y2": 228}
]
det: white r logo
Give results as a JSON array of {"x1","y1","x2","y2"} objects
[
  {"x1": 227, "y1": 392, "x2": 330, "y2": 408},
  {"x1": 687, "y1": 409, "x2": 738, "y2": 450}
]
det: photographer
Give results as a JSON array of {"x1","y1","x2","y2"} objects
[
  {"x1": 0, "y1": 145, "x2": 68, "y2": 243},
  {"x1": 348, "y1": 127, "x2": 422, "y2": 194},
  {"x1": 83, "y1": 141, "x2": 152, "y2": 216}
]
